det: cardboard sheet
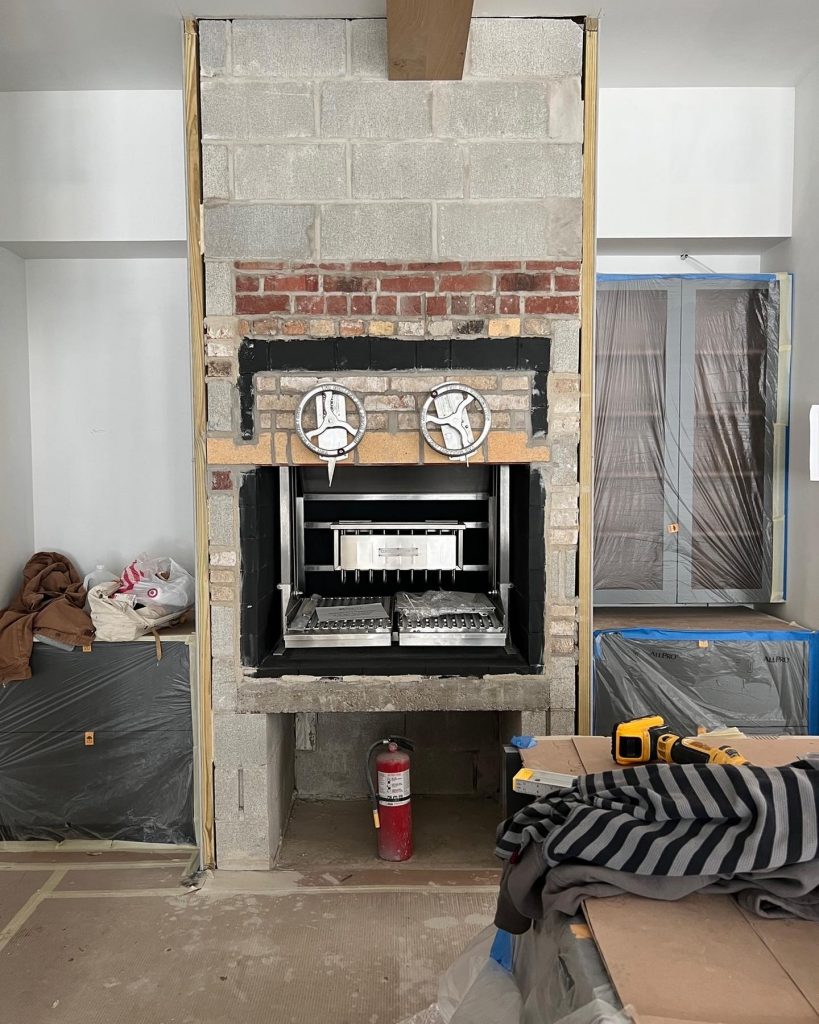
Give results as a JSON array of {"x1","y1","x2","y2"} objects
[
  {"x1": 520, "y1": 735, "x2": 819, "y2": 776},
  {"x1": 593, "y1": 607, "x2": 812, "y2": 633},
  {"x1": 739, "y1": 910, "x2": 819, "y2": 1016},
  {"x1": 521, "y1": 737, "x2": 819, "y2": 1024},
  {"x1": 584, "y1": 894, "x2": 819, "y2": 1024}
]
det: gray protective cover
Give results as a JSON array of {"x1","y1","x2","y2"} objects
[
  {"x1": 0, "y1": 641, "x2": 194, "y2": 843},
  {"x1": 593, "y1": 632, "x2": 809, "y2": 736}
]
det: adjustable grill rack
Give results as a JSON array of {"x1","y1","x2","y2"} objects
[
  {"x1": 397, "y1": 604, "x2": 507, "y2": 647},
  {"x1": 285, "y1": 595, "x2": 392, "y2": 649}
]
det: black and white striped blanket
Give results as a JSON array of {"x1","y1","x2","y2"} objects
[{"x1": 496, "y1": 762, "x2": 819, "y2": 877}]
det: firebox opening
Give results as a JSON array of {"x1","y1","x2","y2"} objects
[
  {"x1": 240, "y1": 465, "x2": 545, "y2": 677},
  {"x1": 277, "y1": 710, "x2": 513, "y2": 871}
]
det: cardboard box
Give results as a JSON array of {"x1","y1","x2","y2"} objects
[{"x1": 520, "y1": 736, "x2": 819, "y2": 1024}]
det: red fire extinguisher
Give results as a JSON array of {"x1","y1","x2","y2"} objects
[{"x1": 367, "y1": 736, "x2": 414, "y2": 862}]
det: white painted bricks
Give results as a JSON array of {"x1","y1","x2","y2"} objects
[
  {"x1": 467, "y1": 19, "x2": 583, "y2": 78},
  {"x1": 234, "y1": 144, "x2": 347, "y2": 201},
  {"x1": 469, "y1": 143, "x2": 582, "y2": 198},
  {"x1": 204, "y1": 205, "x2": 314, "y2": 260},
  {"x1": 321, "y1": 81, "x2": 433, "y2": 139},
  {"x1": 321, "y1": 203, "x2": 434, "y2": 261},
  {"x1": 438, "y1": 200, "x2": 582, "y2": 260},
  {"x1": 231, "y1": 20, "x2": 347, "y2": 78},
  {"x1": 351, "y1": 141, "x2": 463, "y2": 200},
  {"x1": 201, "y1": 81, "x2": 315, "y2": 140}
]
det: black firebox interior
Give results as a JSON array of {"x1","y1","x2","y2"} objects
[{"x1": 240, "y1": 464, "x2": 545, "y2": 677}]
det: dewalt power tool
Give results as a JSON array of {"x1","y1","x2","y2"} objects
[{"x1": 612, "y1": 715, "x2": 751, "y2": 767}]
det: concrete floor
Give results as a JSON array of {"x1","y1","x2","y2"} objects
[
  {"x1": 0, "y1": 838, "x2": 499, "y2": 1024},
  {"x1": 278, "y1": 796, "x2": 502, "y2": 870}
]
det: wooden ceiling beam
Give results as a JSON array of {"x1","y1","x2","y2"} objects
[{"x1": 387, "y1": 0, "x2": 474, "y2": 81}]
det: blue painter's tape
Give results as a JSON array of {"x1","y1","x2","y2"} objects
[
  {"x1": 510, "y1": 735, "x2": 537, "y2": 749},
  {"x1": 490, "y1": 929, "x2": 514, "y2": 972},
  {"x1": 809, "y1": 634, "x2": 819, "y2": 734},
  {"x1": 593, "y1": 628, "x2": 816, "y2": 644},
  {"x1": 593, "y1": 627, "x2": 819, "y2": 735}
]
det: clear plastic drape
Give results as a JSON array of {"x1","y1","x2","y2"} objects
[
  {"x1": 593, "y1": 632, "x2": 809, "y2": 736},
  {"x1": 594, "y1": 275, "x2": 784, "y2": 604}
]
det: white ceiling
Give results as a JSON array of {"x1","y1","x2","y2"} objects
[{"x1": 2, "y1": 0, "x2": 819, "y2": 92}]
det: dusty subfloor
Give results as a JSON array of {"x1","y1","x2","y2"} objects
[
  {"x1": 278, "y1": 795, "x2": 502, "y2": 870},
  {"x1": 0, "y1": 839, "x2": 499, "y2": 1024}
]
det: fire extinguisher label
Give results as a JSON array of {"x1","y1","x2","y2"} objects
[{"x1": 378, "y1": 769, "x2": 410, "y2": 804}]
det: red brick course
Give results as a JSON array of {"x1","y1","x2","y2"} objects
[{"x1": 229, "y1": 260, "x2": 582, "y2": 335}]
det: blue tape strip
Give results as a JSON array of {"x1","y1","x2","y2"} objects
[
  {"x1": 809, "y1": 634, "x2": 819, "y2": 734},
  {"x1": 490, "y1": 929, "x2": 514, "y2": 972},
  {"x1": 593, "y1": 627, "x2": 819, "y2": 735},
  {"x1": 510, "y1": 735, "x2": 537, "y2": 749},
  {"x1": 593, "y1": 628, "x2": 817, "y2": 643},
  {"x1": 597, "y1": 273, "x2": 777, "y2": 282}
]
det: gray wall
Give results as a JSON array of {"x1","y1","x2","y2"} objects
[
  {"x1": 296, "y1": 712, "x2": 501, "y2": 800},
  {"x1": 763, "y1": 63, "x2": 819, "y2": 628},
  {"x1": 0, "y1": 246, "x2": 33, "y2": 605}
]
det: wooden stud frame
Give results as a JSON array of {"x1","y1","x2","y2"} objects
[
  {"x1": 183, "y1": 19, "x2": 215, "y2": 867},
  {"x1": 577, "y1": 19, "x2": 599, "y2": 734}
]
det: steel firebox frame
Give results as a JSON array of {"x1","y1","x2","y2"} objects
[{"x1": 277, "y1": 465, "x2": 511, "y2": 649}]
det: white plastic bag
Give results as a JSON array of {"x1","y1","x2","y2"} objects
[
  {"x1": 437, "y1": 927, "x2": 523, "y2": 1024},
  {"x1": 118, "y1": 554, "x2": 195, "y2": 610},
  {"x1": 89, "y1": 582, "x2": 187, "y2": 641}
]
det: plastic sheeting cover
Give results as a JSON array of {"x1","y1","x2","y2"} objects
[
  {"x1": 395, "y1": 591, "x2": 495, "y2": 615},
  {"x1": 0, "y1": 641, "x2": 194, "y2": 843},
  {"x1": 595, "y1": 275, "x2": 786, "y2": 604},
  {"x1": 398, "y1": 919, "x2": 628, "y2": 1024},
  {"x1": 593, "y1": 632, "x2": 809, "y2": 737}
]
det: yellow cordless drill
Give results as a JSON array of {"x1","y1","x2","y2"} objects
[{"x1": 612, "y1": 715, "x2": 750, "y2": 767}]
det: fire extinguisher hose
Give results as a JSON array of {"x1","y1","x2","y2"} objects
[{"x1": 365, "y1": 735, "x2": 414, "y2": 831}]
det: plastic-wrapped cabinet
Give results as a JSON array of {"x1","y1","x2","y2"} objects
[
  {"x1": 0, "y1": 640, "x2": 195, "y2": 843},
  {"x1": 592, "y1": 610, "x2": 817, "y2": 738},
  {"x1": 595, "y1": 274, "x2": 792, "y2": 605}
]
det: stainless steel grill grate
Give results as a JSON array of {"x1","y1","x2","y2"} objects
[
  {"x1": 285, "y1": 595, "x2": 393, "y2": 648},
  {"x1": 397, "y1": 606, "x2": 506, "y2": 647}
]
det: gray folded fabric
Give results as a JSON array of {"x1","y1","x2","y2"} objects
[
  {"x1": 495, "y1": 849, "x2": 819, "y2": 931},
  {"x1": 495, "y1": 760, "x2": 819, "y2": 932}
]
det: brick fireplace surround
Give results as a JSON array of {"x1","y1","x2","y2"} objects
[{"x1": 198, "y1": 16, "x2": 585, "y2": 868}]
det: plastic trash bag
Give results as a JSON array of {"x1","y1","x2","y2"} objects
[
  {"x1": 395, "y1": 591, "x2": 496, "y2": 616},
  {"x1": 395, "y1": 928, "x2": 523, "y2": 1024},
  {"x1": 89, "y1": 582, "x2": 188, "y2": 641},
  {"x1": 395, "y1": 924, "x2": 635, "y2": 1024},
  {"x1": 118, "y1": 554, "x2": 195, "y2": 610}
]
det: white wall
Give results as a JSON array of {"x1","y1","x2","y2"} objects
[
  {"x1": 26, "y1": 259, "x2": 194, "y2": 577},
  {"x1": 762, "y1": 66, "x2": 819, "y2": 628},
  {"x1": 0, "y1": 246, "x2": 34, "y2": 604},
  {"x1": 598, "y1": 88, "x2": 794, "y2": 242},
  {"x1": 597, "y1": 254, "x2": 761, "y2": 274},
  {"x1": 0, "y1": 91, "x2": 185, "y2": 244}
]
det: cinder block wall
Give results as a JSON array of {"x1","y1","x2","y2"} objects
[
  {"x1": 296, "y1": 712, "x2": 501, "y2": 800},
  {"x1": 199, "y1": 18, "x2": 582, "y2": 269},
  {"x1": 200, "y1": 17, "x2": 584, "y2": 867}
]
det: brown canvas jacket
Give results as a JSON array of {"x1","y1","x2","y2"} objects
[{"x1": 0, "y1": 552, "x2": 95, "y2": 683}]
